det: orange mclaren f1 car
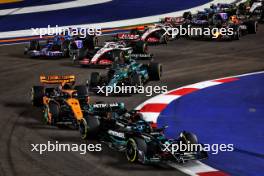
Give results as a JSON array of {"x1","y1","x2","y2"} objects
[{"x1": 31, "y1": 75, "x2": 89, "y2": 128}]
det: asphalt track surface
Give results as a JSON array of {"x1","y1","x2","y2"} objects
[{"x1": 0, "y1": 26, "x2": 264, "y2": 176}]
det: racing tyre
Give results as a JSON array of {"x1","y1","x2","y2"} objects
[
  {"x1": 31, "y1": 86, "x2": 44, "y2": 107},
  {"x1": 62, "y1": 40, "x2": 70, "y2": 57},
  {"x1": 160, "y1": 34, "x2": 169, "y2": 44},
  {"x1": 74, "y1": 85, "x2": 89, "y2": 97},
  {"x1": 180, "y1": 131, "x2": 198, "y2": 145},
  {"x1": 183, "y1": 11, "x2": 192, "y2": 20},
  {"x1": 29, "y1": 40, "x2": 40, "y2": 50},
  {"x1": 78, "y1": 48, "x2": 88, "y2": 60},
  {"x1": 126, "y1": 137, "x2": 147, "y2": 163},
  {"x1": 83, "y1": 35, "x2": 98, "y2": 50},
  {"x1": 247, "y1": 21, "x2": 258, "y2": 34},
  {"x1": 89, "y1": 72, "x2": 101, "y2": 87},
  {"x1": 130, "y1": 29, "x2": 140, "y2": 35},
  {"x1": 148, "y1": 63, "x2": 162, "y2": 81},
  {"x1": 47, "y1": 102, "x2": 60, "y2": 126},
  {"x1": 134, "y1": 41, "x2": 148, "y2": 54},
  {"x1": 131, "y1": 74, "x2": 142, "y2": 87},
  {"x1": 79, "y1": 116, "x2": 100, "y2": 139},
  {"x1": 232, "y1": 27, "x2": 241, "y2": 40},
  {"x1": 71, "y1": 53, "x2": 78, "y2": 64}
]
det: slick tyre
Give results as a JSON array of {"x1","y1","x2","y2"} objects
[
  {"x1": 247, "y1": 21, "x2": 258, "y2": 34},
  {"x1": 29, "y1": 40, "x2": 40, "y2": 50},
  {"x1": 131, "y1": 74, "x2": 142, "y2": 87},
  {"x1": 89, "y1": 72, "x2": 101, "y2": 87},
  {"x1": 160, "y1": 34, "x2": 169, "y2": 44},
  {"x1": 47, "y1": 102, "x2": 60, "y2": 126},
  {"x1": 183, "y1": 11, "x2": 192, "y2": 20},
  {"x1": 134, "y1": 41, "x2": 148, "y2": 54},
  {"x1": 74, "y1": 85, "x2": 89, "y2": 97},
  {"x1": 31, "y1": 86, "x2": 44, "y2": 107},
  {"x1": 126, "y1": 138, "x2": 147, "y2": 163},
  {"x1": 232, "y1": 27, "x2": 241, "y2": 40},
  {"x1": 148, "y1": 63, "x2": 162, "y2": 81},
  {"x1": 62, "y1": 40, "x2": 70, "y2": 57},
  {"x1": 79, "y1": 116, "x2": 100, "y2": 140},
  {"x1": 181, "y1": 131, "x2": 198, "y2": 145}
]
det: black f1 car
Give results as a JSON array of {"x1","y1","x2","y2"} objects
[{"x1": 79, "y1": 110, "x2": 208, "y2": 164}]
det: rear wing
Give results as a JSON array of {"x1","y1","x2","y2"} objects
[
  {"x1": 116, "y1": 33, "x2": 140, "y2": 40},
  {"x1": 40, "y1": 75, "x2": 75, "y2": 84}
]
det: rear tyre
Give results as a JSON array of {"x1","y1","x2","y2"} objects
[
  {"x1": 134, "y1": 41, "x2": 148, "y2": 54},
  {"x1": 183, "y1": 11, "x2": 192, "y2": 20},
  {"x1": 130, "y1": 29, "x2": 140, "y2": 35},
  {"x1": 148, "y1": 63, "x2": 162, "y2": 81},
  {"x1": 181, "y1": 131, "x2": 198, "y2": 145},
  {"x1": 71, "y1": 53, "x2": 78, "y2": 64},
  {"x1": 62, "y1": 40, "x2": 70, "y2": 57},
  {"x1": 78, "y1": 48, "x2": 88, "y2": 60},
  {"x1": 89, "y1": 72, "x2": 101, "y2": 87},
  {"x1": 160, "y1": 34, "x2": 169, "y2": 44},
  {"x1": 31, "y1": 86, "x2": 44, "y2": 107},
  {"x1": 232, "y1": 27, "x2": 241, "y2": 40},
  {"x1": 247, "y1": 21, "x2": 258, "y2": 34},
  {"x1": 29, "y1": 40, "x2": 40, "y2": 50},
  {"x1": 74, "y1": 85, "x2": 89, "y2": 97},
  {"x1": 126, "y1": 138, "x2": 147, "y2": 163},
  {"x1": 79, "y1": 116, "x2": 100, "y2": 139}
]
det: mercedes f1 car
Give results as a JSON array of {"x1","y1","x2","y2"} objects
[
  {"x1": 79, "y1": 110, "x2": 208, "y2": 164},
  {"x1": 87, "y1": 56, "x2": 162, "y2": 95},
  {"x1": 72, "y1": 41, "x2": 152, "y2": 67}
]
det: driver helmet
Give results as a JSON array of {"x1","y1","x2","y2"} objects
[
  {"x1": 60, "y1": 82, "x2": 72, "y2": 90},
  {"x1": 230, "y1": 15, "x2": 239, "y2": 24}
]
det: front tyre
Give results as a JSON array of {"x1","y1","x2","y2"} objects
[
  {"x1": 79, "y1": 116, "x2": 100, "y2": 140},
  {"x1": 31, "y1": 86, "x2": 44, "y2": 107},
  {"x1": 47, "y1": 102, "x2": 60, "y2": 126},
  {"x1": 148, "y1": 63, "x2": 162, "y2": 81}
]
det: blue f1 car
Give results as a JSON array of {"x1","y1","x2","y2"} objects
[{"x1": 24, "y1": 35, "x2": 71, "y2": 58}]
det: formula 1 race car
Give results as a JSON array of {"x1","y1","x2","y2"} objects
[
  {"x1": 79, "y1": 110, "x2": 208, "y2": 164},
  {"x1": 24, "y1": 35, "x2": 72, "y2": 58},
  {"x1": 31, "y1": 75, "x2": 89, "y2": 127},
  {"x1": 87, "y1": 57, "x2": 162, "y2": 95},
  {"x1": 117, "y1": 24, "x2": 171, "y2": 44},
  {"x1": 209, "y1": 3, "x2": 238, "y2": 16},
  {"x1": 238, "y1": 0, "x2": 264, "y2": 21},
  {"x1": 72, "y1": 41, "x2": 153, "y2": 67},
  {"x1": 178, "y1": 11, "x2": 257, "y2": 40}
]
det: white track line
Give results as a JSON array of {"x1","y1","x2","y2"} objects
[
  {"x1": 136, "y1": 70, "x2": 264, "y2": 175},
  {"x1": 0, "y1": 0, "x2": 239, "y2": 39}
]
